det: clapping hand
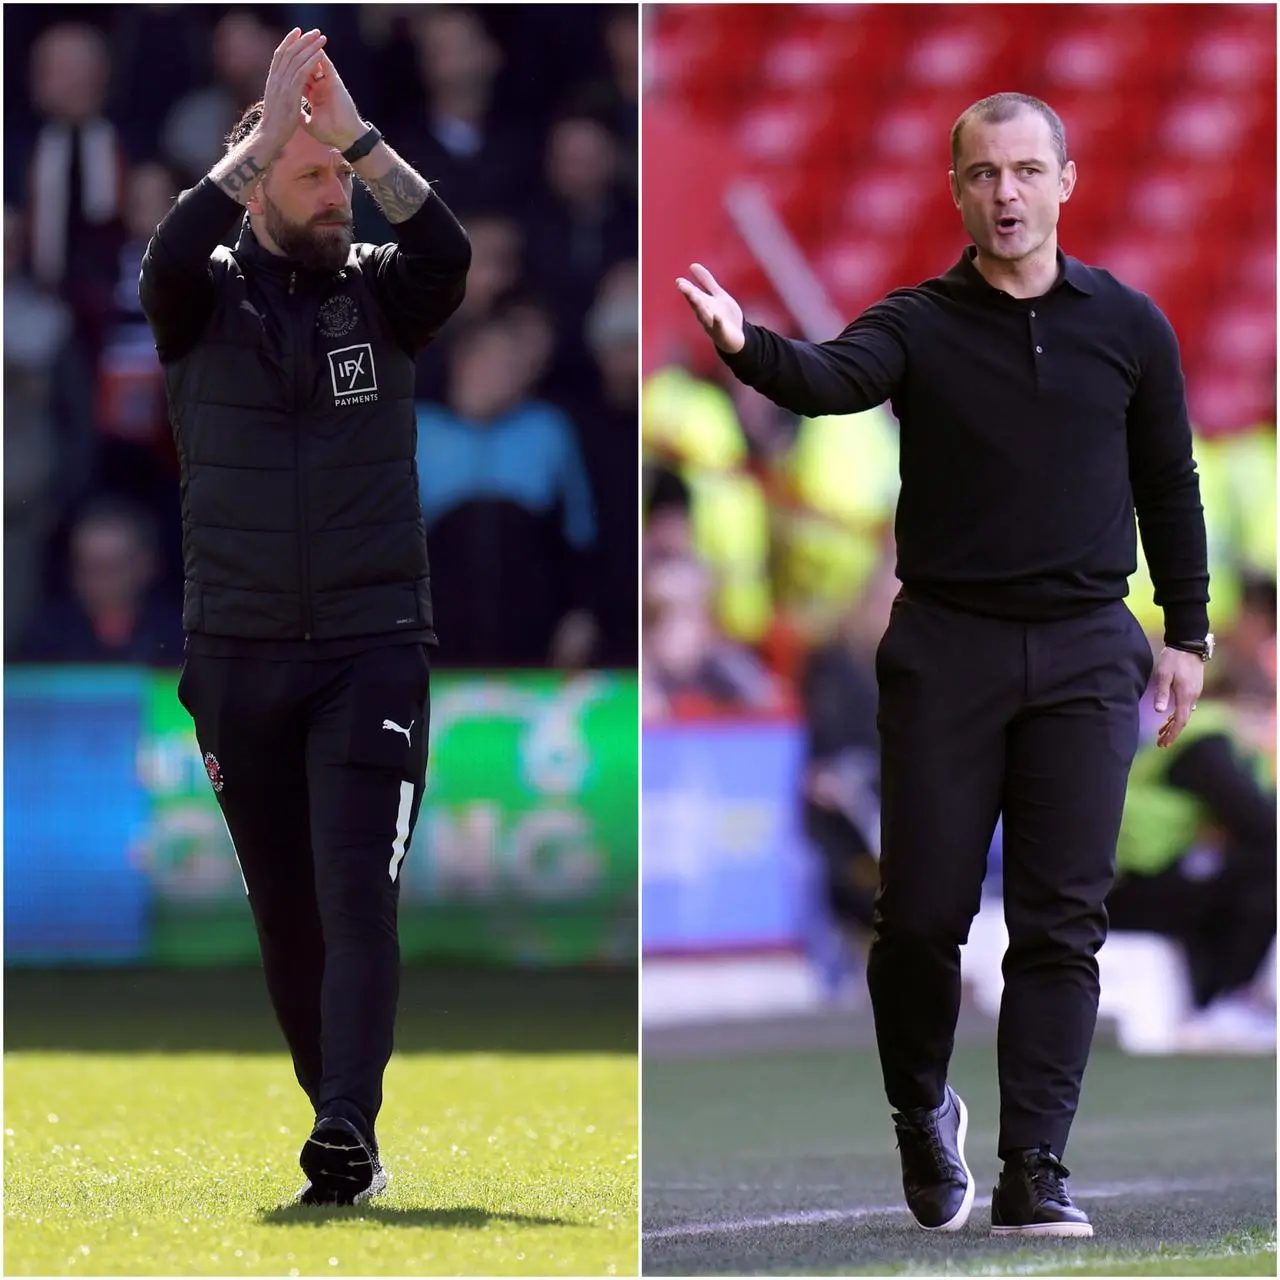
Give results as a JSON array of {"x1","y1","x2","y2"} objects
[
  {"x1": 302, "y1": 51, "x2": 365, "y2": 152},
  {"x1": 258, "y1": 28, "x2": 328, "y2": 153}
]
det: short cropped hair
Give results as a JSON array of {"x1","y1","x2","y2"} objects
[
  {"x1": 950, "y1": 92, "x2": 1068, "y2": 171},
  {"x1": 73, "y1": 494, "x2": 160, "y2": 555},
  {"x1": 226, "y1": 98, "x2": 310, "y2": 152}
]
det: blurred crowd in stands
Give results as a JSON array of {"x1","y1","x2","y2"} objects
[
  {"x1": 643, "y1": 359, "x2": 1277, "y2": 1043},
  {"x1": 643, "y1": 365, "x2": 1276, "y2": 732},
  {"x1": 5, "y1": 3, "x2": 638, "y2": 670}
]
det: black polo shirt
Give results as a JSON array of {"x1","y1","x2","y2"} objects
[{"x1": 720, "y1": 246, "x2": 1209, "y2": 643}]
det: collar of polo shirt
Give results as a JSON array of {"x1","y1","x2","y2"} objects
[{"x1": 954, "y1": 246, "x2": 1095, "y2": 299}]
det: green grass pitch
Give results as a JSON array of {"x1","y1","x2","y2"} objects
[
  {"x1": 5, "y1": 967, "x2": 638, "y2": 1276},
  {"x1": 643, "y1": 1036, "x2": 1275, "y2": 1276}
]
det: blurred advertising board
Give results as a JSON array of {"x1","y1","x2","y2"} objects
[
  {"x1": 5, "y1": 667, "x2": 638, "y2": 966},
  {"x1": 4, "y1": 668, "x2": 153, "y2": 962},
  {"x1": 642, "y1": 720, "x2": 809, "y2": 953}
]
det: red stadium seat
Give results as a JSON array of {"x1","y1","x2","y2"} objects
[
  {"x1": 649, "y1": 4, "x2": 1274, "y2": 434},
  {"x1": 759, "y1": 29, "x2": 842, "y2": 95},
  {"x1": 841, "y1": 167, "x2": 938, "y2": 236},
  {"x1": 1160, "y1": 92, "x2": 1262, "y2": 161},
  {"x1": 814, "y1": 235, "x2": 897, "y2": 312},
  {"x1": 1047, "y1": 92, "x2": 1148, "y2": 167},
  {"x1": 1189, "y1": 371, "x2": 1275, "y2": 438},
  {"x1": 735, "y1": 96, "x2": 829, "y2": 167},
  {"x1": 1237, "y1": 243, "x2": 1277, "y2": 303},
  {"x1": 1127, "y1": 163, "x2": 1221, "y2": 234},
  {"x1": 1040, "y1": 16, "x2": 1151, "y2": 91},
  {"x1": 1183, "y1": 10, "x2": 1277, "y2": 89},
  {"x1": 900, "y1": 19, "x2": 1005, "y2": 91},
  {"x1": 866, "y1": 92, "x2": 961, "y2": 161},
  {"x1": 1203, "y1": 301, "x2": 1277, "y2": 370}
]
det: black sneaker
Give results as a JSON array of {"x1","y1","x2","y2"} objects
[
  {"x1": 297, "y1": 1150, "x2": 387, "y2": 1206},
  {"x1": 990, "y1": 1144, "x2": 1093, "y2": 1237},
  {"x1": 891, "y1": 1084, "x2": 974, "y2": 1231},
  {"x1": 297, "y1": 1115, "x2": 387, "y2": 1206}
]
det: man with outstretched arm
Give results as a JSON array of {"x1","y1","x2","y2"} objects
[{"x1": 679, "y1": 92, "x2": 1209, "y2": 1238}]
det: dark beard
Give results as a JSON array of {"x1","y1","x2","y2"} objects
[{"x1": 263, "y1": 198, "x2": 352, "y2": 273}]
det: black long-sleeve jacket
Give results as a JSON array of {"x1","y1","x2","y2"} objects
[{"x1": 139, "y1": 177, "x2": 470, "y2": 651}]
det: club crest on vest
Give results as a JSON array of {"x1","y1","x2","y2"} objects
[
  {"x1": 203, "y1": 751, "x2": 225, "y2": 793},
  {"x1": 317, "y1": 294, "x2": 359, "y2": 339}
]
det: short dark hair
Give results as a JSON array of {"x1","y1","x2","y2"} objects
[
  {"x1": 646, "y1": 465, "x2": 691, "y2": 521},
  {"x1": 1241, "y1": 572, "x2": 1278, "y2": 621},
  {"x1": 950, "y1": 92, "x2": 1068, "y2": 171},
  {"x1": 226, "y1": 98, "x2": 310, "y2": 152},
  {"x1": 74, "y1": 494, "x2": 160, "y2": 554},
  {"x1": 227, "y1": 99, "x2": 265, "y2": 151}
]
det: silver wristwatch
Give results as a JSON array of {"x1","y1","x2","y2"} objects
[{"x1": 1167, "y1": 633, "x2": 1214, "y2": 662}]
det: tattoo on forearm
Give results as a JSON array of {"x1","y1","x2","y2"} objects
[
  {"x1": 365, "y1": 158, "x2": 430, "y2": 224},
  {"x1": 218, "y1": 155, "x2": 265, "y2": 202}
]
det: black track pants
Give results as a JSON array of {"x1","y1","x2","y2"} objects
[{"x1": 178, "y1": 642, "x2": 431, "y2": 1143}]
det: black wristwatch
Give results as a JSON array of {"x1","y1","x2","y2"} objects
[
  {"x1": 341, "y1": 124, "x2": 382, "y2": 163},
  {"x1": 1166, "y1": 633, "x2": 1215, "y2": 662}
]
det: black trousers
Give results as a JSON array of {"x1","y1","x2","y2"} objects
[
  {"x1": 1108, "y1": 840, "x2": 1276, "y2": 1009},
  {"x1": 866, "y1": 592, "x2": 1153, "y2": 1158},
  {"x1": 178, "y1": 642, "x2": 431, "y2": 1143}
]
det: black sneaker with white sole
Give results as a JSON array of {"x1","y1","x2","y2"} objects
[
  {"x1": 297, "y1": 1152, "x2": 388, "y2": 1206},
  {"x1": 891, "y1": 1084, "x2": 974, "y2": 1231},
  {"x1": 297, "y1": 1115, "x2": 387, "y2": 1206},
  {"x1": 990, "y1": 1145, "x2": 1093, "y2": 1237}
]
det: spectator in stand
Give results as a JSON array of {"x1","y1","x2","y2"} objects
[
  {"x1": 104, "y1": 5, "x2": 206, "y2": 163},
  {"x1": 1109, "y1": 690, "x2": 1276, "y2": 1052},
  {"x1": 531, "y1": 7, "x2": 638, "y2": 197},
  {"x1": 577, "y1": 261, "x2": 641, "y2": 665},
  {"x1": 95, "y1": 159, "x2": 184, "y2": 592},
  {"x1": 24, "y1": 21, "x2": 127, "y2": 356},
  {"x1": 438, "y1": 213, "x2": 523, "y2": 324},
  {"x1": 3, "y1": 203, "x2": 97, "y2": 653},
  {"x1": 643, "y1": 465, "x2": 694, "y2": 564},
  {"x1": 414, "y1": 211, "x2": 525, "y2": 403},
  {"x1": 642, "y1": 554, "x2": 779, "y2": 717},
  {"x1": 393, "y1": 6, "x2": 539, "y2": 218},
  {"x1": 799, "y1": 560, "x2": 900, "y2": 970},
  {"x1": 416, "y1": 309, "x2": 599, "y2": 669},
  {"x1": 600, "y1": 7, "x2": 638, "y2": 190},
  {"x1": 1216, "y1": 574, "x2": 1277, "y2": 706},
  {"x1": 159, "y1": 11, "x2": 278, "y2": 189},
  {"x1": 98, "y1": 161, "x2": 178, "y2": 449},
  {"x1": 17, "y1": 496, "x2": 184, "y2": 665},
  {"x1": 524, "y1": 104, "x2": 637, "y2": 396}
]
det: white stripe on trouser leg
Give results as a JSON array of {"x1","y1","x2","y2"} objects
[
  {"x1": 217, "y1": 806, "x2": 249, "y2": 896},
  {"x1": 389, "y1": 780, "x2": 414, "y2": 882}
]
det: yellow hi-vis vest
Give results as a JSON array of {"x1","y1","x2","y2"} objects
[
  {"x1": 1210, "y1": 424, "x2": 1276, "y2": 578},
  {"x1": 642, "y1": 366, "x2": 773, "y2": 643},
  {"x1": 1117, "y1": 701, "x2": 1270, "y2": 878},
  {"x1": 642, "y1": 365, "x2": 745, "y2": 471},
  {"x1": 775, "y1": 404, "x2": 900, "y2": 641},
  {"x1": 1128, "y1": 431, "x2": 1234, "y2": 635}
]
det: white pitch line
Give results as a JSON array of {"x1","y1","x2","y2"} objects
[{"x1": 642, "y1": 1178, "x2": 1251, "y2": 1242}]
